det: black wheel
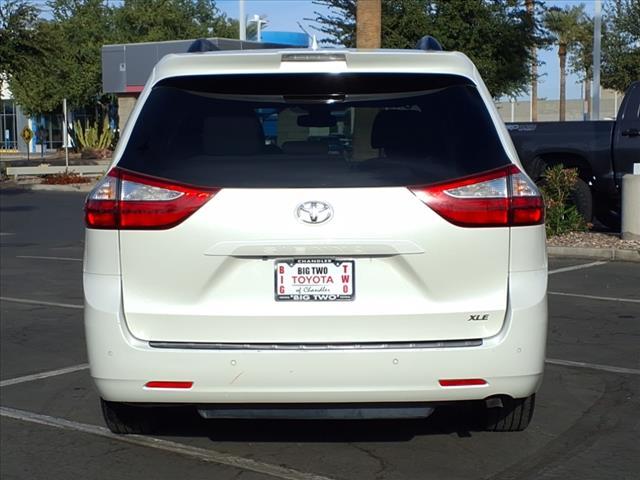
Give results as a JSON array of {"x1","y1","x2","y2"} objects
[
  {"x1": 483, "y1": 395, "x2": 535, "y2": 432},
  {"x1": 570, "y1": 177, "x2": 593, "y2": 223},
  {"x1": 100, "y1": 398, "x2": 156, "y2": 434}
]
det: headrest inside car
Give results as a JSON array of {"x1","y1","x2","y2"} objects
[
  {"x1": 203, "y1": 111, "x2": 264, "y2": 155},
  {"x1": 370, "y1": 109, "x2": 427, "y2": 156}
]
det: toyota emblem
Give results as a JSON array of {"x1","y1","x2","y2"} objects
[{"x1": 295, "y1": 201, "x2": 333, "y2": 224}]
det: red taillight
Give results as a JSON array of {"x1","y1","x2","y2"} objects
[
  {"x1": 144, "y1": 381, "x2": 193, "y2": 389},
  {"x1": 85, "y1": 168, "x2": 218, "y2": 230},
  {"x1": 439, "y1": 379, "x2": 487, "y2": 387},
  {"x1": 85, "y1": 199, "x2": 118, "y2": 228},
  {"x1": 409, "y1": 165, "x2": 544, "y2": 227}
]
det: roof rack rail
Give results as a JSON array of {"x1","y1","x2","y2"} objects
[{"x1": 415, "y1": 36, "x2": 444, "y2": 51}]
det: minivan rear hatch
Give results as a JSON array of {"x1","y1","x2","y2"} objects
[{"x1": 114, "y1": 73, "x2": 513, "y2": 344}]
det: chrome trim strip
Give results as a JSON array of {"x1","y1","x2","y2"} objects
[{"x1": 148, "y1": 339, "x2": 483, "y2": 351}]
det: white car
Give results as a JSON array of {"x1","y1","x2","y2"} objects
[{"x1": 84, "y1": 46, "x2": 547, "y2": 434}]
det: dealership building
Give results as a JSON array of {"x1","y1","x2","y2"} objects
[
  {"x1": 102, "y1": 32, "x2": 307, "y2": 132},
  {"x1": 1, "y1": 76, "x2": 23, "y2": 152}
]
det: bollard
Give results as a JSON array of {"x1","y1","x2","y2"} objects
[{"x1": 621, "y1": 173, "x2": 640, "y2": 241}]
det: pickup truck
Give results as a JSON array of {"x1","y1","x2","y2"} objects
[{"x1": 507, "y1": 81, "x2": 640, "y2": 227}]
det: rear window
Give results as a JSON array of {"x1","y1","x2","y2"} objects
[{"x1": 118, "y1": 73, "x2": 511, "y2": 188}]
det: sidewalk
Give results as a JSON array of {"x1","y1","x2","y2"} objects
[
  {"x1": 547, "y1": 246, "x2": 640, "y2": 262},
  {"x1": 547, "y1": 231, "x2": 639, "y2": 262}
]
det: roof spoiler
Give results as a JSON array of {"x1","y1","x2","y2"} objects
[{"x1": 415, "y1": 36, "x2": 444, "y2": 51}]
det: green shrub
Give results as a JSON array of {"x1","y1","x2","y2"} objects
[
  {"x1": 540, "y1": 165, "x2": 588, "y2": 237},
  {"x1": 73, "y1": 117, "x2": 113, "y2": 150}
]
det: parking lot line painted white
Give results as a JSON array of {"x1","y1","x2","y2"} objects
[
  {"x1": 546, "y1": 358, "x2": 640, "y2": 375},
  {"x1": 0, "y1": 406, "x2": 337, "y2": 480},
  {"x1": 548, "y1": 261, "x2": 608, "y2": 275},
  {"x1": 16, "y1": 255, "x2": 82, "y2": 262},
  {"x1": 548, "y1": 291, "x2": 640, "y2": 304},
  {"x1": 0, "y1": 232, "x2": 15, "y2": 236},
  {"x1": 0, "y1": 296, "x2": 83, "y2": 310},
  {"x1": 0, "y1": 364, "x2": 90, "y2": 388}
]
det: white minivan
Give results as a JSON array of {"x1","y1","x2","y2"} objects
[{"x1": 84, "y1": 47, "x2": 547, "y2": 434}]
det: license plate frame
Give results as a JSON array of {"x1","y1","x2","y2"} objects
[{"x1": 274, "y1": 258, "x2": 355, "y2": 302}]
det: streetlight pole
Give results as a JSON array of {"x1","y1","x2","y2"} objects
[
  {"x1": 526, "y1": 0, "x2": 537, "y2": 122},
  {"x1": 239, "y1": 0, "x2": 246, "y2": 41},
  {"x1": 63, "y1": 98, "x2": 69, "y2": 171},
  {"x1": 592, "y1": 0, "x2": 602, "y2": 120}
]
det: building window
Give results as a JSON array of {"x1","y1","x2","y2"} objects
[
  {"x1": 34, "y1": 112, "x2": 65, "y2": 151},
  {"x1": 1, "y1": 99, "x2": 18, "y2": 150}
]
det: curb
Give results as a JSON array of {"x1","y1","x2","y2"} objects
[
  {"x1": 25, "y1": 183, "x2": 96, "y2": 192},
  {"x1": 547, "y1": 246, "x2": 640, "y2": 263}
]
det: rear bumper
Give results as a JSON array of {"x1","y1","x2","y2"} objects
[{"x1": 84, "y1": 269, "x2": 547, "y2": 404}]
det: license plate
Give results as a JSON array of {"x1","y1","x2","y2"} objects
[{"x1": 275, "y1": 259, "x2": 355, "y2": 301}]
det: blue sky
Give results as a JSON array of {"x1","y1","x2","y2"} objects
[{"x1": 216, "y1": 0, "x2": 599, "y2": 100}]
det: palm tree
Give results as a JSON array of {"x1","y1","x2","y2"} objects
[
  {"x1": 544, "y1": 5, "x2": 586, "y2": 121},
  {"x1": 356, "y1": 0, "x2": 381, "y2": 48}
]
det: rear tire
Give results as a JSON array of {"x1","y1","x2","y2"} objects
[
  {"x1": 100, "y1": 398, "x2": 156, "y2": 435},
  {"x1": 483, "y1": 395, "x2": 535, "y2": 432},
  {"x1": 570, "y1": 178, "x2": 593, "y2": 223}
]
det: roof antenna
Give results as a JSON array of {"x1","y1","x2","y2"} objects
[{"x1": 297, "y1": 21, "x2": 319, "y2": 50}]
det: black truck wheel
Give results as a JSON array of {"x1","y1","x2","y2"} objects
[
  {"x1": 570, "y1": 177, "x2": 593, "y2": 223},
  {"x1": 101, "y1": 398, "x2": 156, "y2": 434}
]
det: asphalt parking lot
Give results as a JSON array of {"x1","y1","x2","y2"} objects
[{"x1": 1, "y1": 188, "x2": 639, "y2": 480}]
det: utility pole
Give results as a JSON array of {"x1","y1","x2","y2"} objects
[
  {"x1": 592, "y1": 0, "x2": 602, "y2": 120},
  {"x1": 526, "y1": 0, "x2": 538, "y2": 121},
  {"x1": 239, "y1": 0, "x2": 246, "y2": 41},
  {"x1": 356, "y1": 0, "x2": 381, "y2": 48},
  {"x1": 353, "y1": 0, "x2": 382, "y2": 160}
]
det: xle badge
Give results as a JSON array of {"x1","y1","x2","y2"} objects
[{"x1": 468, "y1": 314, "x2": 490, "y2": 321}]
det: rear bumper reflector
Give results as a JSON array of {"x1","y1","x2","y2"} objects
[
  {"x1": 439, "y1": 379, "x2": 487, "y2": 387},
  {"x1": 144, "y1": 381, "x2": 193, "y2": 389},
  {"x1": 148, "y1": 339, "x2": 483, "y2": 351}
]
